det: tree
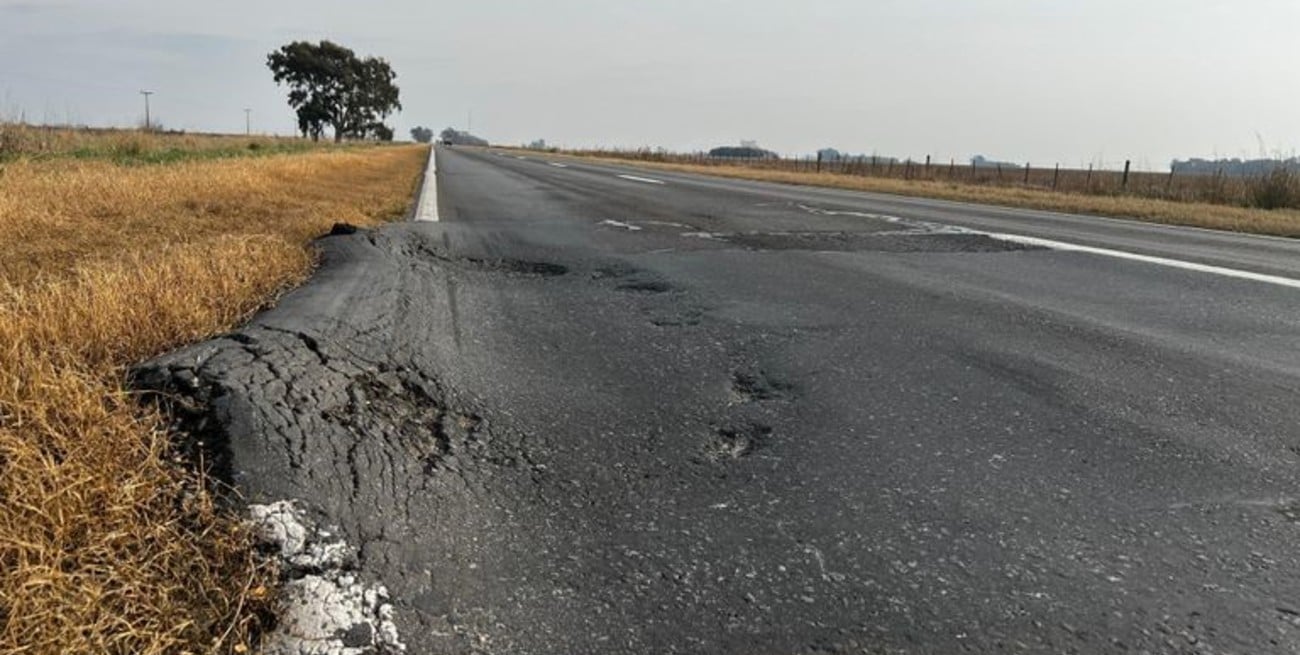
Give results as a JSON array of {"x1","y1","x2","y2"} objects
[
  {"x1": 410, "y1": 126, "x2": 434, "y2": 143},
  {"x1": 266, "y1": 40, "x2": 402, "y2": 142}
]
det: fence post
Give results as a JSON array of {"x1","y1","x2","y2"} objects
[
  {"x1": 925, "y1": 154, "x2": 931, "y2": 177},
  {"x1": 816, "y1": 152, "x2": 822, "y2": 174},
  {"x1": 1122, "y1": 160, "x2": 1131, "y2": 189},
  {"x1": 1086, "y1": 163, "x2": 1093, "y2": 187},
  {"x1": 949, "y1": 158, "x2": 955, "y2": 179},
  {"x1": 905, "y1": 159, "x2": 912, "y2": 180},
  {"x1": 1165, "y1": 165, "x2": 1176, "y2": 195},
  {"x1": 996, "y1": 163, "x2": 1003, "y2": 181},
  {"x1": 1023, "y1": 162, "x2": 1031, "y2": 185},
  {"x1": 1052, "y1": 163, "x2": 1060, "y2": 190}
]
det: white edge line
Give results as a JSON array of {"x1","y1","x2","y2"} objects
[
  {"x1": 617, "y1": 174, "x2": 665, "y2": 185},
  {"x1": 415, "y1": 146, "x2": 439, "y2": 222},
  {"x1": 549, "y1": 162, "x2": 569, "y2": 168},
  {"x1": 984, "y1": 232, "x2": 1300, "y2": 290}
]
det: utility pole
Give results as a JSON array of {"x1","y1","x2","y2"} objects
[
  {"x1": 244, "y1": 108, "x2": 252, "y2": 136},
  {"x1": 140, "y1": 90, "x2": 154, "y2": 131}
]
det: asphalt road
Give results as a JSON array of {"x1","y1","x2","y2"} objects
[{"x1": 141, "y1": 146, "x2": 1300, "y2": 654}]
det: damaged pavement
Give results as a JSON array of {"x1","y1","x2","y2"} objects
[{"x1": 132, "y1": 147, "x2": 1300, "y2": 654}]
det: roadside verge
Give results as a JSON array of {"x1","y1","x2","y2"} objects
[{"x1": 0, "y1": 143, "x2": 427, "y2": 654}]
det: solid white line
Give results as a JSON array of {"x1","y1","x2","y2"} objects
[
  {"x1": 516, "y1": 156, "x2": 528, "y2": 160},
  {"x1": 414, "y1": 147, "x2": 439, "y2": 222},
  {"x1": 985, "y1": 233, "x2": 1300, "y2": 290},
  {"x1": 617, "y1": 174, "x2": 665, "y2": 185},
  {"x1": 549, "y1": 162, "x2": 569, "y2": 168}
]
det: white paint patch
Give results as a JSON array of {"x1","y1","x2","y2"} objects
[
  {"x1": 797, "y1": 203, "x2": 905, "y2": 224},
  {"x1": 515, "y1": 156, "x2": 528, "y2": 160},
  {"x1": 982, "y1": 233, "x2": 1300, "y2": 290},
  {"x1": 414, "y1": 147, "x2": 439, "y2": 222},
  {"x1": 549, "y1": 162, "x2": 569, "y2": 168},
  {"x1": 249, "y1": 501, "x2": 406, "y2": 655},
  {"x1": 600, "y1": 219, "x2": 643, "y2": 231},
  {"x1": 617, "y1": 174, "x2": 665, "y2": 185}
]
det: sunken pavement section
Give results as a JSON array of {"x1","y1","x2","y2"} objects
[{"x1": 130, "y1": 225, "x2": 557, "y2": 654}]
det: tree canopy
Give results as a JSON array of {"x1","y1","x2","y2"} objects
[
  {"x1": 410, "y1": 126, "x2": 434, "y2": 143},
  {"x1": 267, "y1": 40, "x2": 402, "y2": 142}
]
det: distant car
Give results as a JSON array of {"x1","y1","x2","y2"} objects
[{"x1": 442, "y1": 140, "x2": 454, "y2": 146}]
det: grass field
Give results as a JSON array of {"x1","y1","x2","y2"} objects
[
  {"x1": 0, "y1": 128, "x2": 427, "y2": 654},
  {"x1": 552, "y1": 149, "x2": 1300, "y2": 238},
  {"x1": 0, "y1": 123, "x2": 317, "y2": 165}
]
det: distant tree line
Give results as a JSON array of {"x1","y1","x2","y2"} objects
[
  {"x1": 708, "y1": 145, "x2": 778, "y2": 159},
  {"x1": 410, "y1": 126, "x2": 434, "y2": 143},
  {"x1": 816, "y1": 148, "x2": 899, "y2": 164}
]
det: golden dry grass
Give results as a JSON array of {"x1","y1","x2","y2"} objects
[
  {"x1": 555, "y1": 154, "x2": 1300, "y2": 238},
  {"x1": 0, "y1": 144, "x2": 428, "y2": 654},
  {"x1": 0, "y1": 123, "x2": 314, "y2": 163}
]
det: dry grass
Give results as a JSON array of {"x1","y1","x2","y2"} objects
[
  {"x1": 555, "y1": 153, "x2": 1300, "y2": 238},
  {"x1": 0, "y1": 123, "x2": 321, "y2": 164},
  {"x1": 0, "y1": 144, "x2": 428, "y2": 654}
]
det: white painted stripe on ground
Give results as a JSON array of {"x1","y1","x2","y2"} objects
[
  {"x1": 617, "y1": 174, "x2": 665, "y2": 185},
  {"x1": 516, "y1": 156, "x2": 528, "y2": 160},
  {"x1": 550, "y1": 162, "x2": 569, "y2": 168},
  {"x1": 985, "y1": 232, "x2": 1300, "y2": 290},
  {"x1": 414, "y1": 146, "x2": 439, "y2": 222}
]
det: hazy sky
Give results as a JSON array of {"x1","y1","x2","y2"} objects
[{"x1": 0, "y1": 0, "x2": 1295, "y2": 169}]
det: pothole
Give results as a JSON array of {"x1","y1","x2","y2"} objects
[
  {"x1": 650, "y1": 308, "x2": 704, "y2": 327},
  {"x1": 467, "y1": 258, "x2": 568, "y2": 277},
  {"x1": 403, "y1": 241, "x2": 568, "y2": 277},
  {"x1": 730, "y1": 370, "x2": 794, "y2": 404},
  {"x1": 617, "y1": 279, "x2": 674, "y2": 294},
  {"x1": 704, "y1": 422, "x2": 773, "y2": 460}
]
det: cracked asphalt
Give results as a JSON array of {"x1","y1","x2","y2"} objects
[{"x1": 135, "y1": 146, "x2": 1300, "y2": 654}]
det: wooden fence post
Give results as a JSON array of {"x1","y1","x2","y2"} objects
[
  {"x1": 1165, "y1": 165, "x2": 1176, "y2": 195},
  {"x1": 1052, "y1": 163, "x2": 1060, "y2": 190},
  {"x1": 1122, "y1": 160, "x2": 1131, "y2": 189},
  {"x1": 1023, "y1": 163, "x2": 1031, "y2": 185}
]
